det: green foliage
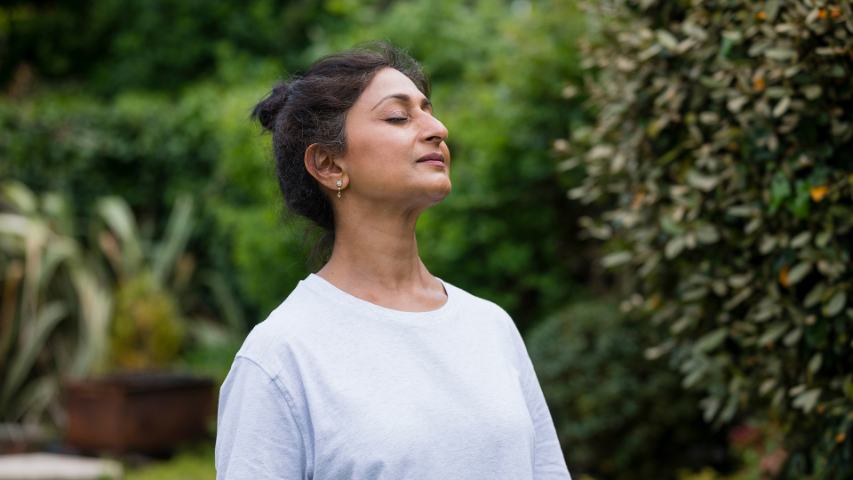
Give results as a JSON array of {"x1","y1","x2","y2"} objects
[
  {"x1": 309, "y1": 0, "x2": 590, "y2": 327},
  {"x1": 110, "y1": 274, "x2": 185, "y2": 369},
  {"x1": 125, "y1": 442, "x2": 215, "y2": 480},
  {"x1": 0, "y1": 182, "x2": 112, "y2": 424},
  {"x1": 194, "y1": 81, "x2": 318, "y2": 316},
  {"x1": 563, "y1": 0, "x2": 853, "y2": 477},
  {"x1": 0, "y1": 92, "x2": 216, "y2": 219},
  {"x1": 97, "y1": 194, "x2": 196, "y2": 370},
  {"x1": 0, "y1": 180, "x2": 242, "y2": 426},
  {"x1": 0, "y1": 0, "x2": 343, "y2": 94},
  {"x1": 0, "y1": 85, "x2": 292, "y2": 322},
  {"x1": 527, "y1": 298, "x2": 732, "y2": 479},
  {"x1": 3, "y1": 0, "x2": 596, "y2": 330}
]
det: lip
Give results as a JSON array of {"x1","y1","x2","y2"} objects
[{"x1": 416, "y1": 152, "x2": 445, "y2": 164}]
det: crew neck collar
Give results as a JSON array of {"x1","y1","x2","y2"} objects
[{"x1": 301, "y1": 273, "x2": 457, "y2": 325}]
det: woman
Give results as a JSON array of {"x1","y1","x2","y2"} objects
[{"x1": 215, "y1": 42, "x2": 572, "y2": 480}]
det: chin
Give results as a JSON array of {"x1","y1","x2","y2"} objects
[{"x1": 429, "y1": 179, "x2": 452, "y2": 202}]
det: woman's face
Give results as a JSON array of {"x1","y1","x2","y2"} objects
[{"x1": 337, "y1": 67, "x2": 451, "y2": 210}]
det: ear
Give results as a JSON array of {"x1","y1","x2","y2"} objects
[{"x1": 304, "y1": 143, "x2": 345, "y2": 192}]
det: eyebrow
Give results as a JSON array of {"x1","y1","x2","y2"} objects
[{"x1": 371, "y1": 93, "x2": 432, "y2": 111}]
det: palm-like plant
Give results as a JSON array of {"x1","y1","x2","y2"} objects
[
  {"x1": 0, "y1": 181, "x2": 111, "y2": 425},
  {"x1": 95, "y1": 194, "x2": 195, "y2": 370},
  {"x1": 0, "y1": 181, "x2": 196, "y2": 426}
]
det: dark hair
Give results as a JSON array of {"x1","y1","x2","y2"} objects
[{"x1": 251, "y1": 41, "x2": 430, "y2": 264}]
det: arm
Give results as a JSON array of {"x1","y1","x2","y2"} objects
[
  {"x1": 215, "y1": 356, "x2": 308, "y2": 480},
  {"x1": 504, "y1": 314, "x2": 573, "y2": 480}
]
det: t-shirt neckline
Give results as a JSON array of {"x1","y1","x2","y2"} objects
[{"x1": 301, "y1": 273, "x2": 456, "y2": 324}]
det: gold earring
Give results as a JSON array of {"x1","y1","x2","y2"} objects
[{"x1": 336, "y1": 179, "x2": 343, "y2": 198}]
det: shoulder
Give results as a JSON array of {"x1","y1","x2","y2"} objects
[
  {"x1": 442, "y1": 279, "x2": 516, "y2": 330},
  {"x1": 235, "y1": 280, "x2": 330, "y2": 373}
]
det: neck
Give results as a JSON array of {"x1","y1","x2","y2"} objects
[{"x1": 317, "y1": 202, "x2": 434, "y2": 292}]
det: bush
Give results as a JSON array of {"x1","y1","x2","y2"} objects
[
  {"x1": 0, "y1": 84, "x2": 304, "y2": 324},
  {"x1": 527, "y1": 298, "x2": 732, "y2": 479},
  {"x1": 0, "y1": 92, "x2": 216, "y2": 221},
  {"x1": 0, "y1": 182, "x2": 111, "y2": 425},
  {"x1": 562, "y1": 1, "x2": 853, "y2": 477},
  {"x1": 0, "y1": 0, "x2": 340, "y2": 94}
]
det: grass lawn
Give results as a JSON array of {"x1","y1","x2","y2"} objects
[{"x1": 125, "y1": 442, "x2": 215, "y2": 480}]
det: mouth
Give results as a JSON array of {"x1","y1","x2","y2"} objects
[{"x1": 416, "y1": 153, "x2": 445, "y2": 165}]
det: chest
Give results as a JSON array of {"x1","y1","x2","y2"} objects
[{"x1": 297, "y1": 325, "x2": 535, "y2": 478}]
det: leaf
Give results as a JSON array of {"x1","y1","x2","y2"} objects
[
  {"x1": 695, "y1": 224, "x2": 720, "y2": 244},
  {"x1": 823, "y1": 290, "x2": 847, "y2": 317},
  {"x1": 772, "y1": 96, "x2": 791, "y2": 117},
  {"x1": 205, "y1": 271, "x2": 246, "y2": 334},
  {"x1": 792, "y1": 388, "x2": 821, "y2": 413},
  {"x1": 808, "y1": 354, "x2": 822, "y2": 375},
  {"x1": 656, "y1": 29, "x2": 679, "y2": 50},
  {"x1": 665, "y1": 235, "x2": 686, "y2": 258},
  {"x1": 804, "y1": 282, "x2": 826, "y2": 308},
  {"x1": 789, "y1": 180, "x2": 811, "y2": 219},
  {"x1": 786, "y1": 262, "x2": 813, "y2": 285},
  {"x1": 759, "y1": 235, "x2": 777, "y2": 254},
  {"x1": 758, "y1": 323, "x2": 788, "y2": 346},
  {"x1": 0, "y1": 302, "x2": 67, "y2": 410},
  {"x1": 728, "y1": 273, "x2": 753, "y2": 289},
  {"x1": 727, "y1": 96, "x2": 749, "y2": 113},
  {"x1": 687, "y1": 170, "x2": 719, "y2": 192},
  {"x1": 724, "y1": 287, "x2": 753, "y2": 311},
  {"x1": 783, "y1": 327, "x2": 802, "y2": 346},
  {"x1": 602, "y1": 251, "x2": 632, "y2": 268},
  {"x1": 67, "y1": 264, "x2": 112, "y2": 377},
  {"x1": 726, "y1": 205, "x2": 757, "y2": 218},
  {"x1": 152, "y1": 194, "x2": 195, "y2": 286},
  {"x1": 696, "y1": 328, "x2": 727, "y2": 352},
  {"x1": 815, "y1": 231, "x2": 832, "y2": 248},
  {"x1": 1, "y1": 182, "x2": 37, "y2": 214},
  {"x1": 765, "y1": 48, "x2": 796, "y2": 61},
  {"x1": 769, "y1": 173, "x2": 791, "y2": 212},
  {"x1": 0, "y1": 213, "x2": 32, "y2": 238},
  {"x1": 790, "y1": 231, "x2": 812, "y2": 248},
  {"x1": 97, "y1": 197, "x2": 144, "y2": 277},
  {"x1": 802, "y1": 85, "x2": 822, "y2": 99},
  {"x1": 700, "y1": 395, "x2": 721, "y2": 422}
]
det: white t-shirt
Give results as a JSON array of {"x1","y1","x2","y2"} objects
[{"x1": 215, "y1": 273, "x2": 572, "y2": 480}]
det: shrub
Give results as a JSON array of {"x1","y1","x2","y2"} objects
[
  {"x1": 0, "y1": 182, "x2": 111, "y2": 425},
  {"x1": 0, "y1": 87, "x2": 290, "y2": 324},
  {"x1": 527, "y1": 298, "x2": 732, "y2": 479},
  {"x1": 561, "y1": 1, "x2": 853, "y2": 477},
  {"x1": 0, "y1": 0, "x2": 339, "y2": 94}
]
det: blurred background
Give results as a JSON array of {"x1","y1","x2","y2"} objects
[{"x1": 0, "y1": 0, "x2": 850, "y2": 479}]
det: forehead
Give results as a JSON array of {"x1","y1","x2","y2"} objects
[{"x1": 355, "y1": 67, "x2": 425, "y2": 108}]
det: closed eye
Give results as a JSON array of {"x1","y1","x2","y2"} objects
[{"x1": 386, "y1": 117, "x2": 408, "y2": 123}]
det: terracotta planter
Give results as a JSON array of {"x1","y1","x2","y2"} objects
[{"x1": 61, "y1": 371, "x2": 214, "y2": 454}]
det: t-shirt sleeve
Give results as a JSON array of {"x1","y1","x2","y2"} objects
[
  {"x1": 215, "y1": 355, "x2": 307, "y2": 480},
  {"x1": 502, "y1": 312, "x2": 573, "y2": 480}
]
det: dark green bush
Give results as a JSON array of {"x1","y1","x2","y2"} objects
[
  {"x1": 562, "y1": 1, "x2": 852, "y2": 477},
  {"x1": 0, "y1": 0, "x2": 340, "y2": 94},
  {"x1": 0, "y1": 83, "x2": 317, "y2": 324},
  {"x1": 0, "y1": 93, "x2": 216, "y2": 219},
  {"x1": 527, "y1": 298, "x2": 732, "y2": 479}
]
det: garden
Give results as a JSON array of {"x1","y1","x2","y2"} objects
[{"x1": 1, "y1": 0, "x2": 850, "y2": 478}]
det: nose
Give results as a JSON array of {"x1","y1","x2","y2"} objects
[{"x1": 423, "y1": 113, "x2": 449, "y2": 144}]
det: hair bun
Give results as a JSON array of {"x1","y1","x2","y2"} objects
[{"x1": 252, "y1": 82, "x2": 290, "y2": 131}]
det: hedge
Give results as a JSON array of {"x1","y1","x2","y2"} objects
[{"x1": 561, "y1": 0, "x2": 852, "y2": 477}]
